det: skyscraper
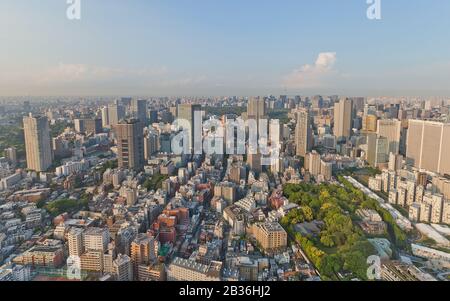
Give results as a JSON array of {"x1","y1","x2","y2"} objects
[
  {"x1": 406, "y1": 120, "x2": 450, "y2": 175},
  {"x1": 108, "y1": 102, "x2": 126, "y2": 128},
  {"x1": 4, "y1": 147, "x2": 17, "y2": 166},
  {"x1": 295, "y1": 108, "x2": 312, "y2": 158},
  {"x1": 334, "y1": 97, "x2": 353, "y2": 141},
  {"x1": 177, "y1": 103, "x2": 202, "y2": 152},
  {"x1": 367, "y1": 133, "x2": 389, "y2": 168},
  {"x1": 23, "y1": 114, "x2": 52, "y2": 172},
  {"x1": 101, "y1": 106, "x2": 109, "y2": 128},
  {"x1": 68, "y1": 228, "x2": 84, "y2": 257},
  {"x1": 247, "y1": 96, "x2": 267, "y2": 120},
  {"x1": 131, "y1": 99, "x2": 147, "y2": 126},
  {"x1": 115, "y1": 119, "x2": 145, "y2": 171},
  {"x1": 377, "y1": 119, "x2": 402, "y2": 154}
]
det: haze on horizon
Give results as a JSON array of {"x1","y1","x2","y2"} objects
[{"x1": 1, "y1": 0, "x2": 450, "y2": 97}]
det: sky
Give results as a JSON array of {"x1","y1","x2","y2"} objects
[{"x1": 1, "y1": 0, "x2": 450, "y2": 97}]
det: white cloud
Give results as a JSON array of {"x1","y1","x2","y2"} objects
[
  {"x1": 283, "y1": 52, "x2": 337, "y2": 89},
  {"x1": 36, "y1": 63, "x2": 169, "y2": 84}
]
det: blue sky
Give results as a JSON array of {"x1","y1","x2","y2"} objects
[{"x1": 1, "y1": 0, "x2": 450, "y2": 96}]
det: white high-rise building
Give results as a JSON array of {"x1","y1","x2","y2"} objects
[{"x1": 23, "y1": 114, "x2": 53, "y2": 172}]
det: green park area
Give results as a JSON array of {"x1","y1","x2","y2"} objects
[{"x1": 281, "y1": 176, "x2": 408, "y2": 280}]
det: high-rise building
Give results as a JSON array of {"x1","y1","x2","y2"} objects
[
  {"x1": 367, "y1": 133, "x2": 388, "y2": 168},
  {"x1": 406, "y1": 120, "x2": 450, "y2": 175},
  {"x1": 115, "y1": 119, "x2": 145, "y2": 171},
  {"x1": 130, "y1": 234, "x2": 157, "y2": 267},
  {"x1": 83, "y1": 227, "x2": 110, "y2": 253},
  {"x1": 247, "y1": 97, "x2": 267, "y2": 120},
  {"x1": 295, "y1": 109, "x2": 312, "y2": 158},
  {"x1": 305, "y1": 151, "x2": 321, "y2": 177},
  {"x1": 4, "y1": 147, "x2": 17, "y2": 166},
  {"x1": 101, "y1": 106, "x2": 109, "y2": 128},
  {"x1": 131, "y1": 99, "x2": 147, "y2": 126},
  {"x1": 362, "y1": 114, "x2": 378, "y2": 132},
  {"x1": 144, "y1": 132, "x2": 158, "y2": 160},
  {"x1": 23, "y1": 114, "x2": 53, "y2": 172},
  {"x1": 378, "y1": 119, "x2": 402, "y2": 154},
  {"x1": 75, "y1": 118, "x2": 102, "y2": 135},
  {"x1": 149, "y1": 110, "x2": 158, "y2": 124},
  {"x1": 247, "y1": 152, "x2": 262, "y2": 174},
  {"x1": 68, "y1": 228, "x2": 84, "y2": 257},
  {"x1": 114, "y1": 254, "x2": 133, "y2": 281},
  {"x1": 388, "y1": 153, "x2": 403, "y2": 171},
  {"x1": 334, "y1": 98, "x2": 353, "y2": 141},
  {"x1": 108, "y1": 102, "x2": 126, "y2": 128},
  {"x1": 250, "y1": 222, "x2": 287, "y2": 252},
  {"x1": 177, "y1": 103, "x2": 202, "y2": 152}
]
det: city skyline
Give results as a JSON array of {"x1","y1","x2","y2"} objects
[{"x1": 1, "y1": 0, "x2": 450, "y2": 97}]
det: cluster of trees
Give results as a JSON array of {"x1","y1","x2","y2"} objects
[
  {"x1": 50, "y1": 121, "x2": 71, "y2": 137},
  {"x1": 98, "y1": 159, "x2": 118, "y2": 174},
  {"x1": 283, "y1": 182, "x2": 377, "y2": 280},
  {"x1": 0, "y1": 124, "x2": 25, "y2": 160},
  {"x1": 361, "y1": 198, "x2": 408, "y2": 249},
  {"x1": 204, "y1": 106, "x2": 246, "y2": 117},
  {"x1": 143, "y1": 174, "x2": 168, "y2": 192},
  {"x1": 43, "y1": 197, "x2": 89, "y2": 217}
]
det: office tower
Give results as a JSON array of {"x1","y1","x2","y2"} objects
[
  {"x1": 131, "y1": 234, "x2": 158, "y2": 280},
  {"x1": 388, "y1": 153, "x2": 403, "y2": 171},
  {"x1": 305, "y1": 151, "x2": 321, "y2": 177},
  {"x1": 377, "y1": 119, "x2": 402, "y2": 154},
  {"x1": 247, "y1": 96, "x2": 267, "y2": 120},
  {"x1": 406, "y1": 120, "x2": 450, "y2": 175},
  {"x1": 115, "y1": 119, "x2": 145, "y2": 171},
  {"x1": 23, "y1": 101, "x2": 31, "y2": 112},
  {"x1": 68, "y1": 228, "x2": 84, "y2": 257},
  {"x1": 320, "y1": 160, "x2": 333, "y2": 181},
  {"x1": 4, "y1": 147, "x2": 17, "y2": 166},
  {"x1": 74, "y1": 119, "x2": 84, "y2": 133},
  {"x1": 247, "y1": 152, "x2": 262, "y2": 174},
  {"x1": 114, "y1": 254, "x2": 133, "y2": 281},
  {"x1": 351, "y1": 97, "x2": 365, "y2": 113},
  {"x1": 177, "y1": 103, "x2": 202, "y2": 152},
  {"x1": 367, "y1": 133, "x2": 388, "y2": 168},
  {"x1": 229, "y1": 165, "x2": 243, "y2": 185},
  {"x1": 74, "y1": 118, "x2": 102, "y2": 135},
  {"x1": 311, "y1": 95, "x2": 323, "y2": 109},
  {"x1": 334, "y1": 97, "x2": 353, "y2": 141},
  {"x1": 149, "y1": 110, "x2": 158, "y2": 124},
  {"x1": 295, "y1": 109, "x2": 312, "y2": 158},
  {"x1": 131, "y1": 235, "x2": 153, "y2": 265},
  {"x1": 84, "y1": 118, "x2": 102, "y2": 135},
  {"x1": 83, "y1": 227, "x2": 110, "y2": 253},
  {"x1": 362, "y1": 114, "x2": 378, "y2": 132},
  {"x1": 108, "y1": 102, "x2": 126, "y2": 128},
  {"x1": 144, "y1": 132, "x2": 158, "y2": 160},
  {"x1": 101, "y1": 106, "x2": 109, "y2": 128},
  {"x1": 120, "y1": 97, "x2": 132, "y2": 107},
  {"x1": 131, "y1": 99, "x2": 147, "y2": 126},
  {"x1": 23, "y1": 114, "x2": 53, "y2": 172}
]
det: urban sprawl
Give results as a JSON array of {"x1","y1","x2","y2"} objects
[{"x1": 0, "y1": 95, "x2": 449, "y2": 281}]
